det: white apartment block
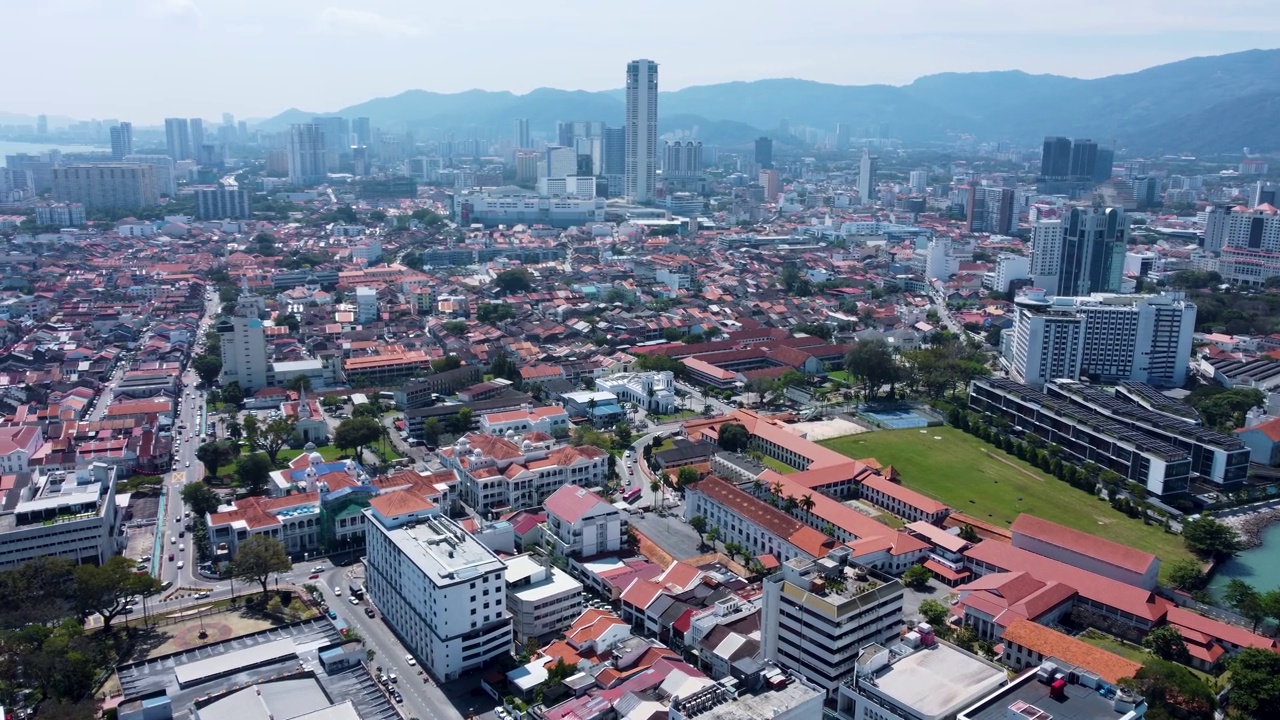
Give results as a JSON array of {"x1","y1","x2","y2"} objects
[
  {"x1": 216, "y1": 315, "x2": 270, "y2": 392},
  {"x1": 1028, "y1": 217, "x2": 1065, "y2": 292},
  {"x1": 350, "y1": 238, "x2": 382, "y2": 263},
  {"x1": 478, "y1": 405, "x2": 571, "y2": 437},
  {"x1": 993, "y1": 252, "x2": 1030, "y2": 295},
  {"x1": 543, "y1": 485, "x2": 626, "y2": 560},
  {"x1": 454, "y1": 188, "x2": 606, "y2": 229},
  {"x1": 1006, "y1": 290, "x2": 1196, "y2": 388},
  {"x1": 0, "y1": 464, "x2": 124, "y2": 571},
  {"x1": 593, "y1": 371, "x2": 676, "y2": 414},
  {"x1": 355, "y1": 286, "x2": 378, "y2": 324},
  {"x1": 762, "y1": 555, "x2": 905, "y2": 695},
  {"x1": 441, "y1": 434, "x2": 609, "y2": 512},
  {"x1": 364, "y1": 505, "x2": 511, "y2": 682},
  {"x1": 1204, "y1": 204, "x2": 1280, "y2": 284},
  {"x1": 538, "y1": 175, "x2": 596, "y2": 199},
  {"x1": 122, "y1": 154, "x2": 178, "y2": 196},
  {"x1": 504, "y1": 553, "x2": 583, "y2": 644}
]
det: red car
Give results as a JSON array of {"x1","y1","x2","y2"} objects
[
  {"x1": 168, "y1": 553, "x2": 175, "y2": 561},
  {"x1": 309, "y1": 573, "x2": 320, "y2": 579}
]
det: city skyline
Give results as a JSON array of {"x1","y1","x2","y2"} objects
[{"x1": 4, "y1": 0, "x2": 1279, "y2": 121}]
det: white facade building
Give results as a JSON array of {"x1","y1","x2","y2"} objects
[
  {"x1": 364, "y1": 506, "x2": 511, "y2": 682},
  {"x1": 762, "y1": 555, "x2": 904, "y2": 694},
  {"x1": 0, "y1": 425, "x2": 43, "y2": 474},
  {"x1": 216, "y1": 315, "x2": 270, "y2": 392},
  {"x1": 441, "y1": 434, "x2": 610, "y2": 512},
  {"x1": 355, "y1": 286, "x2": 378, "y2": 324},
  {"x1": 542, "y1": 146, "x2": 577, "y2": 180},
  {"x1": 625, "y1": 59, "x2": 658, "y2": 203},
  {"x1": 1204, "y1": 204, "x2": 1280, "y2": 284},
  {"x1": 504, "y1": 553, "x2": 583, "y2": 644},
  {"x1": 538, "y1": 176, "x2": 596, "y2": 199},
  {"x1": 908, "y1": 170, "x2": 928, "y2": 193},
  {"x1": 593, "y1": 371, "x2": 676, "y2": 414},
  {"x1": 455, "y1": 188, "x2": 605, "y2": 229},
  {"x1": 543, "y1": 485, "x2": 626, "y2": 560},
  {"x1": 123, "y1": 154, "x2": 178, "y2": 197},
  {"x1": 1006, "y1": 290, "x2": 1196, "y2": 388},
  {"x1": 0, "y1": 464, "x2": 124, "y2": 571},
  {"x1": 994, "y1": 253, "x2": 1031, "y2": 295},
  {"x1": 1028, "y1": 217, "x2": 1065, "y2": 293},
  {"x1": 477, "y1": 405, "x2": 571, "y2": 437}
]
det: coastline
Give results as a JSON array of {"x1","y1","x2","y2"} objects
[{"x1": 1217, "y1": 504, "x2": 1280, "y2": 550}]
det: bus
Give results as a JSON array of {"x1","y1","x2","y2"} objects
[{"x1": 623, "y1": 487, "x2": 643, "y2": 503}]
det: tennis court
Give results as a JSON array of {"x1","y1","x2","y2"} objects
[{"x1": 860, "y1": 407, "x2": 935, "y2": 429}]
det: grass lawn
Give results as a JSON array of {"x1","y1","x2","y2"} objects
[
  {"x1": 1078, "y1": 629, "x2": 1151, "y2": 664},
  {"x1": 827, "y1": 370, "x2": 851, "y2": 384},
  {"x1": 760, "y1": 455, "x2": 798, "y2": 475},
  {"x1": 278, "y1": 446, "x2": 347, "y2": 463},
  {"x1": 650, "y1": 409, "x2": 701, "y2": 423},
  {"x1": 820, "y1": 427, "x2": 1193, "y2": 580}
]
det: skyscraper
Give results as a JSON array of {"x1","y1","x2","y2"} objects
[
  {"x1": 664, "y1": 141, "x2": 703, "y2": 178},
  {"x1": 968, "y1": 186, "x2": 1016, "y2": 235},
  {"x1": 222, "y1": 112, "x2": 235, "y2": 127},
  {"x1": 1069, "y1": 139, "x2": 1098, "y2": 178},
  {"x1": 51, "y1": 164, "x2": 158, "y2": 211},
  {"x1": 755, "y1": 137, "x2": 773, "y2": 170},
  {"x1": 311, "y1": 117, "x2": 349, "y2": 171},
  {"x1": 858, "y1": 148, "x2": 878, "y2": 205},
  {"x1": 542, "y1": 145, "x2": 577, "y2": 179},
  {"x1": 1028, "y1": 216, "x2": 1065, "y2": 292},
  {"x1": 36, "y1": 115, "x2": 48, "y2": 135},
  {"x1": 1093, "y1": 147, "x2": 1115, "y2": 182},
  {"x1": 513, "y1": 118, "x2": 530, "y2": 149},
  {"x1": 109, "y1": 122, "x2": 133, "y2": 160},
  {"x1": 835, "y1": 123, "x2": 850, "y2": 151},
  {"x1": 1057, "y1": 206, "x2": 1128, "y2": 296},
  {"x1": 625, "y1": 59, "x2": 658, "y2": 203},
  {"x1": 353, "y1": 117, "x2": 372, "y2": 146},
  {"x1": 164, "y1": 118, "x2": 192, "y2": 160},
  {"x1": 189, "y1": 118, "x2": 205, "y2": 148},
  {"x1": 288, "y1": 124, "x2": 328, "y2": 185},
  {"x1": 1040, "y1": 136, "x2": 1072, "y2": 177}
]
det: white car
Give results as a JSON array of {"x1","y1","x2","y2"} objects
[
  {"x1": 170, "y1": 536, "x2": 176, "y2": 544},
  {"x1": 312, "y1": 565, "x2": 325, "y2": 573},
  {"x1": 349, "y1": 596, "x2": 360, "y2": 605},
  {"x1": 185, "y1": 461, "x2": 190, "y2": 468},
  {"x1": 178, "y1": 544, "x2": 184, "y2": 552},
  {"x1": 333, "y1": 587, "x2": 342, "y2": 596},
  {"x1": 405, "y1": 655, "x2": 417, "y2": 666},
  {"x1": 176, "y1": 560, "x2": 184, "y2": 569}
]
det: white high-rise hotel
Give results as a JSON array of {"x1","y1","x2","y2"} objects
[{"x1": 625, "y1": 59, "x2": 658, "y2": 203}]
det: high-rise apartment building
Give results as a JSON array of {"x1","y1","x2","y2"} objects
[
  {"x1": 36, "y1": 115, "x2": 48, "y2": 135},
  {"x1": 663, "y1": 141, "x2": 702, "y2": 178},
  {"x1": 967, "y1": 186, "x2": 1016, "y2": 235},
  {"x1": 109, "y1": 122, "x2": 133, "y2": 160},
  {"x1": 542, "y1": 145, "x2": 577, "y2": 179},
  {"x1": 353, "y1": 117, "x2": 372, "y2": 146},
  {"x1": 1094, "y1": 147, "x2": 1115, "y2": 182},
  {"x1": 1006, "y1": 289, "x2": 1196, "y2": 388},
  {"x1": 194, "y1": 180, "x2": 251, "y2": 220},
  {"x1": 1253, "y1": 181, "x2": 1279, "y2": 208},
  {"x1": 51, "y1": 164, "x2": 158, "y2": 211},
  {"x1": 311, "y1": 116, "x2": 349, "y2": 170},
  {"x1": 288, "y1": 124, "x2": 328, "y2": 186},
  {"x1": 1028, "y1": 216, "x2": 1065, "y2": 291},
  {"x1": 759, "y1": 169, "x2": 780, "y2": 200},
  {"x1": 189, "y1": 118, "x2": 205, "y2": 148},
  {"x1": 216, "y1": 315, "x2": 269, "y2": 392},
  {"x1": 1204, "y1": 204, "x2": 1280, "y2": 284},
  {"x1": 858, "y1": 148, "x2": 879, "y2": 205},
  {"x1": 755, "y1": 136, "x2": 773, "y2": 170},
  {"x1": 762, "y1": 555, "x2": 904, "y2": 694},
  {"x1": 1069, "y1": 138, "x2": 1098, "y2": 177},
  {"x1": 512, "y1": 118, "x2": 530, "y2": 149},
  {"x1": 624, "y1": 59, "x2": 658, "y2": 203},
  {"x1": 513, "y1": 152, "x2": 539, "y2": 184},
  {"x1": 574, "y1": 136, "x2": 602, "y2": 176},
  {"x1": 1040, "y1": 136, "x2": 1072, "y2": 177},
  {"x1": 122, "y1": 154, "x2": 178, "y2": 197},
  {"x1": 164, "y1": 118, "x2": 192, "y2": 160},
  {"x1": 908, "y1": 170, "x2": 928, "y2": 193},
  {"x1": 835, "y1": 122, "x2": 850, "y2": 151},
  {"x1": 363, "y1": 509, "x2": 511, "y2": 682},
  {"x1": 1057, "y1": 206, "x2": 1128, "y2": 296},
  {"x1": 557, "y1": 120, "x2": 604, "y2": 148}
]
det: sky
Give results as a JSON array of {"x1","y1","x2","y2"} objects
[{"x1": 6, "y1": 0, "x2": 1280, "y2": 124}]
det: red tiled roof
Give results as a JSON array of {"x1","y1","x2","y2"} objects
[
  {"x1": 691, "y1": 476, "x2": 836, "y2": 559},
  {"x1": 1239, "y1": 415, "x2": 1280, "y2": 443},
  {"x1": 369, "y1": 489, "x2": 435, "y2": 518},
  {"x1": 1165, "y1": 607, "x2": 1279, "y2": 652},
  {"x1": 1011, "y1": 515, "x2": 1157, "y2": 577},
  {"x1": 1001, "y1": 618, "x2": 1142, "y2": 684},
  {"x1": 544, "y1": 484, "x2": 611, "y2": 524}
]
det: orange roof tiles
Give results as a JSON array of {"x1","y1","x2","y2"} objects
[
  {"x1": 1001, "y1": 618, "x2": 1142, "y2": 684},
  {"x1": 1011, "y1": 515, "x2": 1157, "y2": 577},
  {"x1": 369, "y1": 489, "x2": 435, "y2": 518}
]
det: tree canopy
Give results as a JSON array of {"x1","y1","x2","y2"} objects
[
  {"x1": 181, "y1": 482, "x2": 222, "y2": 517},
  {"x1": 492, "y1": 268, "x2": 534, "y2": 295},
  {"x1": 718, "y1": 423, "x2": 751, "y2": 453},
  {"x1": 259, "y1": 417, "x2": 297, "y2": 465},
  {"x1": 334, "y1": 416, "x2": 383, "y2": 456},
  {"x1": 72, "y1": 555, "x2": 161, "y2": 632},
  {"x1": 230, "y1": 535, "x2": 293, "y2": 596},
  {"x1": 195, "y1": 440, "x2": 239, "y2": 478},
  {"x1": 234, "y1": 453, "x2": 274, "y2": 495},
  {"x1": 844, "y1": 339, "x2": 900, "y2": 400},
  {"x1": 192, "y1": 354, "x2": 223, "y2": 385},
  {"x1": 1228, "y1": 647, "x2": 1280, "y2": 718},
  {"x1": 1181, "y1": 516, "x2": 1243, "y2": 560}
]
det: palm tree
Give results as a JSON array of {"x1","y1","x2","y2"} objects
[
  {"x1": 650, "y1": 477, "x2": 662, "y2": 509},
  {"x1": 751, "y1": 477, "x2": 764, "y2": 496},
  {"x1": 226, "y1": 417, "x2": 242, "y2": 442},
  {"x1": 771, "y1": 481, "x2": 784, "y2": 499},
  {"x1": 784, "y1": 495, "x2": 798, "y2": 513},
  {"x1": 800, "y1": 494, "x2": 815, "y2": 513}
]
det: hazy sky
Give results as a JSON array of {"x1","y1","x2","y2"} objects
[{"x1": 8, "y1": 0, "x2": 1279, "y2": 124}]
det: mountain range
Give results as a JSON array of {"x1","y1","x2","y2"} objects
[{"x1": 259, "y1": 48, "x2": 1280, "y2": 155}]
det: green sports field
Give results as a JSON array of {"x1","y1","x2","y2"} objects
[{"x1": 820, "y1": 427, "x2": 1192, "y2": 578}]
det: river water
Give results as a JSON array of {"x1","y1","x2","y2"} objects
[{"x1": 1208, "y1": 522, "x2": 1280, "y2": 598}]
